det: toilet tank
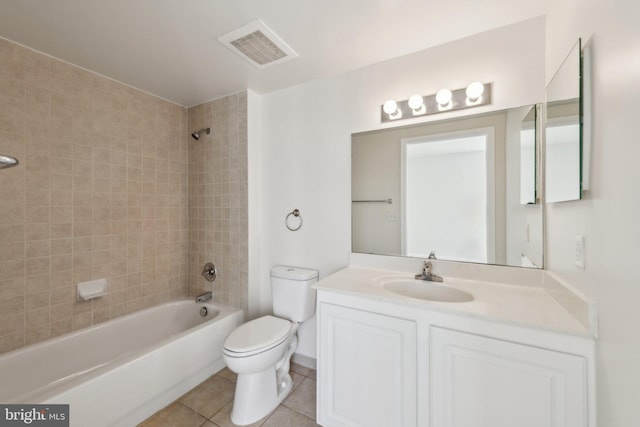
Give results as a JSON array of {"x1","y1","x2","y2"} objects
[{"x1": 271, "y1": 265, "x2": 318, "y2": 322}]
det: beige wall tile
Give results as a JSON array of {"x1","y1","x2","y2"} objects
[
  {"x1": 0, "y1": 332, "x2": 25, "y2": 354},
  {"x1": 0, "y1": 39, "x2": 245, "y2": 358},
  {"x1": 0, "y1": 38, "x2": 190, "y2": 355},
  {"x1": 0, "y1": 277, "x2": 25, "y2": 300},
  {"x1": 187, "y1": 93, "x2": 248, "y2": 314},
  {"x1": 0, "y1": 313, "x2": 24, "y2": 337},
  {"x1": 50, "y1": 318, "x2": 72, "y2": 338}
]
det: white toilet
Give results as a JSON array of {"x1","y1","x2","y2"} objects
[{"x1": 223, "y1": 265, "x2": 318, "y2": 425}]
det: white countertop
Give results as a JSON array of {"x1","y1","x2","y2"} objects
[{"x1": 314, "y1": 266, "x2": 590, "y2": 337}]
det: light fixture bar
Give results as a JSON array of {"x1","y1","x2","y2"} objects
[{"x1": 380, "y1": 83, "x2": 492, "y2": 123}]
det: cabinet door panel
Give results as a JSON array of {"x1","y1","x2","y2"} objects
[
  {"x1": 318, "y1": 303, "x2": 417, "y2": 427},
  {"x1": 430, "y1": 327, "x2": 587, "y2": 427}
]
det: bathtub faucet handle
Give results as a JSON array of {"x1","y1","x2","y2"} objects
[{"x1": 201, "y1": 262, "x2": 217, "y2": 282}]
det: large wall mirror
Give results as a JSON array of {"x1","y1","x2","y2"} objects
[
  {"x1": 545, "y1": 39, "x2": 583, "y2": 203},
  {"x1": 352, "y1": 105, "x2": 543, "y2": 269}
]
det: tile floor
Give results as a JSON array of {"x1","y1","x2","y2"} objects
[{"x1": 139, "y1": 363, "x2": 319, "y2": 427}]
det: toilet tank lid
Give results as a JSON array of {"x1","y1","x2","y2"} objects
[{"x1": 271, "y1": 265, "x2": 318, "y2": 281}]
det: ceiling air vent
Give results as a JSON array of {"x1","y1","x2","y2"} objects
[{"x1": 218, "y1": 20, "x2": 298, "y2": 70}]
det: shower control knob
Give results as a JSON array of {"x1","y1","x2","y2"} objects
[{"x1": 201, "y1": 262, "x2": 217, "y2": 282}]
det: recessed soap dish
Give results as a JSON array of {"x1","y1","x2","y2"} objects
[{"x1": 77, "y1": 279, "x2": 108, "y2": 301}]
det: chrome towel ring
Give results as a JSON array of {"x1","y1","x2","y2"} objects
[{"x1": 285, "y1": 209, "x2": 303, "y2": 231}]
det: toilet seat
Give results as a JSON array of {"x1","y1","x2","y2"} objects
[{"x1": 223, "y1": 315, "x2": 292, "y2": 357}]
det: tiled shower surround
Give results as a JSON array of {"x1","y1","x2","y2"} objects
[
  {"x1": 0, "y1": 38, "x2": 248, "y2": 355},
  {"x1": 187, "y1": 94, "x2": 249, "y2": 314}
]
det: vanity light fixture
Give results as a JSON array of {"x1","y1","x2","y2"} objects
[
  {"x1": 380, "y1": 82, "x2": 492, "y2": 123},
  {"x1": 465, "y1": 81, "x2": 485, "y2": 105},
  {"x1": 383, "y1": 99, "x2": 402, "y2": 119},
  {"x1": 408, "y1": 94, "x2": 425, "y2": 114},
  {"x1": 435, "y1": 89, "x2": 453, "y2": 110}
]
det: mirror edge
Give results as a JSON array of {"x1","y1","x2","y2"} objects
[{"x1": 581, "y1": 40, "x2": 592, "y2": 192}]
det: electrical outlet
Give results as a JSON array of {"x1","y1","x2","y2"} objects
[
  {"x1": 387, "y1": 212, "x2": 398, "y2": 222},
  {"x1": 575, "y1": 235, "x2": 585, "y2": 269}
]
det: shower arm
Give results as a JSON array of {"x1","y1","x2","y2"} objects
[
  {"x1": 0, "y1": 154, "x2": 19, "y2": 170},
  {"x1": 191, "y1": 128, "x2": 211, "y2": 140}
]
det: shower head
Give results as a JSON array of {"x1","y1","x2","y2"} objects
[
  {"x1": 0, "y1": 154, "x2": 19, "y2": 170},
  {"x1": 191, "y1": 128, "x2": 211, "y2": 140}
]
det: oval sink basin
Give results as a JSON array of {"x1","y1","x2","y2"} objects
[{"x1": 383, "y1": 280, "x2": 473, "y2": 303}]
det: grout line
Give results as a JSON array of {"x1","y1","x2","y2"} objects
[{"x1": 175, "y1": 401, "x2": 217, "y2": 426}]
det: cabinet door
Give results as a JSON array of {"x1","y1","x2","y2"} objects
[
  {"x1": 430, "y1": 326, "x2": 587, "y2": 427},
  {"x1": 318, "y1": 303, "x2": 417, "y2": 427}
]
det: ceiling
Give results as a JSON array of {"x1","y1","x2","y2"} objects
[{"x1": 0, "y1": 0, "x2": 547, "y2": 107}]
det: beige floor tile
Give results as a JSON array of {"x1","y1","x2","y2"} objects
[
  {"x1": 262, "y1": 406, "x2": 318, "y2": 427},
  {"x1": 179, "y1": 375, "x2": 236, "y2": 418},
  {"x1": 290, "y1": 362, "x2": 313, "y2": 377},
  {"x1": 209, "y1": 401, "x2": 267, "y2": 427},
  {"x1": 290, "y1": 371, "x2": 305, "y2": 389},
  {"x1": 308, "y1": 370, "x2": 317, "y2": 382},
  {"x1": 138, "y1": 402, "x2": 207, "y2": 427},
  {"x1": 144, "y1": 368, "x2": 319, "y2": 427},
  {"x1": 282, "y1": 377, "x2": 316, "y2": 419},
  {"x1": 216, "y1": 367, "x2": 237, "y2": 383}
]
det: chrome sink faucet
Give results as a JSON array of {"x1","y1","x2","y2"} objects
[
  {"x1": 195, "y1": 291, "x2": 213, "y2": 303},
  {"x1": 415, "y1": 261, "x2": 443, "y2": 282}
]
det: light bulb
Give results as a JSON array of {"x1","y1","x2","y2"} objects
[
  {"x1": 383, "y1": 99, "x2": 398, "y2": 115},
  {"x1": 436, "y1": 89, "x2": 452, "y2": 107},
  {"x1": 408, "y1": 94, "x2": 424, "y2": 111},
  {"x1": 466, "y1": 82, "x2": 485, "y2": 101}
]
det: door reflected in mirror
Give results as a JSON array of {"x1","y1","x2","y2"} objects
[
  {"x1": 403, "y1": 130, "x2": 492, "y2": 263},
  {"x1": 352, "y1": 105, "x2": 543, "y2": 269}
]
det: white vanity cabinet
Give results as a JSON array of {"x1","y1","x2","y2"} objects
[
  {"x1": 317, "y1": 302, "x2": 418, "y2": 427},
  {"x1": 316, "y1": 289, "x2": 595, "y2": 427},
  {"x1": 430, "y1": 326, "x2": 588, "y2": 427}
]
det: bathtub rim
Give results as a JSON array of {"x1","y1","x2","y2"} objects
[{"x1": 0, "y1": 298, "x2": 243, "y2": 404}]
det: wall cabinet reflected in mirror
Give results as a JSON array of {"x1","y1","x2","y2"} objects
[
  {"x1": 545, "y1": 39, "x2": 583, "y2": 203},
  {"x1": 520, "y1": 105, "x2": 539, "y2": 205},
  {"x1": 352, "y1": 105, "x2": 543, "y2": 269}
]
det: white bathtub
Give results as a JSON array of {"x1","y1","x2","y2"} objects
[{"x1": 0, "y1": 299, "x2": 243, "y2": 427}]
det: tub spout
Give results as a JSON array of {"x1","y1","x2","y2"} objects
[{"x1": 195, "y1": 291, "x2": 212, "y2": 303}]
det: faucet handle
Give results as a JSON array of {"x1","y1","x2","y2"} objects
[{"x1": 201, "y1": 262, "x2": 217, "y2": 282}]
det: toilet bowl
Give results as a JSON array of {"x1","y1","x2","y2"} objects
[
  {"x1": 222, "y1": 266, "x2": 318, "y2": 425},
  {"x1": 223, "y1": 316, "x2": 298, "y2": 425}
]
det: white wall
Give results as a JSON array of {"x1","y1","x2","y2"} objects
[
  {"x1": 351, "y1": 131, "x2": 402, "y2": 255},
  {"x1": 247, "y1": 90, "x2": 262, "y2": 319},
  {"x1": 258, "y1": 17, "x2": 545, "y2": 358},
  {"x1": 544, "y1": 1, "x2": 640, "y2": 425}
]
